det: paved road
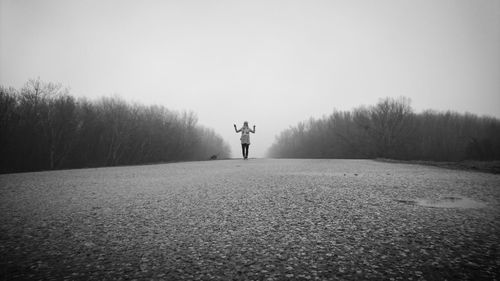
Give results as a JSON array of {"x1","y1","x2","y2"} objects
[{"x1": 1, "y1": 159, "x2": 499, "y2": 280}]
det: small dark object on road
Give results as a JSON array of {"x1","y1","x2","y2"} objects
[{"x1": 209, "y1": 155, "x2": 217, "y2": 160}]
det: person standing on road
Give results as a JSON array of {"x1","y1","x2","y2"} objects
[{"x1": 234, "y1": 121, "x2": 256, "y2": 160}]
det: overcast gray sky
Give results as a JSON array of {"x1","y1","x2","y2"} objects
[{"x1": 1, "y1": 0, "x2": 499, "y2": 158}]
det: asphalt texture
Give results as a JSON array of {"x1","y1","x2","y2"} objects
[{"x1": 0, "y1": 159, "x2": 499, "y2": 280}]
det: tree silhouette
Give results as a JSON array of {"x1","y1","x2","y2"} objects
[
  {"x1": 0, "y1": 79, "x2": 231, "y2": 173},
  {"x1": 268, "y1": 97, "x2": 500, "y2": 161}
]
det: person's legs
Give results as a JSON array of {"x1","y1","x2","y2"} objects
[
  {"x1": 241, "y1": 144, "x2": 246, "y2": 159},
  {"x1": 245, "y1": 144, "x2": 250, "y2": 159},
  {"x1": 243, "y1": 144, "x2": 249, "y2": 159}
]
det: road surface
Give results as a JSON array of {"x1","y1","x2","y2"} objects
[{"x1": 1, "y1": 159, "x2": 499, "y2": 280}]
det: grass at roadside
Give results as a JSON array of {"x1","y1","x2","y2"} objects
[{"x1": 376, "y1": 159, "x2": 500, "y2": 174}]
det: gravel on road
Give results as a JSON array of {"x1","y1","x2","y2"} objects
[{"x1": 0, "y1": 159, "x2": 499, "y2": 280}]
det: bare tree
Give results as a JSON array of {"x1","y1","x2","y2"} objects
[
  {"x1": 0, "y1": 79, "x2": 232, "y2": 173},
  {"x1": 267, "y1": 96, "x2": 500, "y2": 161}
]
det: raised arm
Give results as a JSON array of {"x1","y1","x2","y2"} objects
[
  {"x1": 234, "y1": 124, "x2": 241, "y2": 133},
  {"x1": 250, "y1": 125, "x2": 256, "y2": 133}
]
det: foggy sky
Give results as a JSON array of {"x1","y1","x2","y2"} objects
[{"x1": 1, "y1": 0, "x2": 499, "y2": 158}]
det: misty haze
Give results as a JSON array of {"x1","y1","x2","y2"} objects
[{"x1": 1, "y1": 0, "x2": 499, "y2": 280}]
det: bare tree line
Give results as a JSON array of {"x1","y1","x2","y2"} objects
[
  {"x1": 267, "y1": 97, "x2": 500, "y2": 161},
  {"x1": 0, "y1": 79, "x2": 231, "y2": 173}
]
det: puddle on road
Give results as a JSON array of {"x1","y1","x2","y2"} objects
[{"x1": 395, "y1": 196, "x2": 486, "y2": 209}]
